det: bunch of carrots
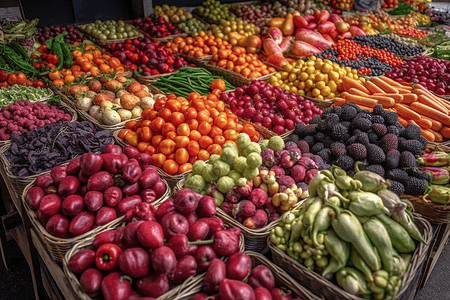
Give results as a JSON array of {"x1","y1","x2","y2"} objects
[{"x1": 333, "y1": 76, "x2": 450, "y2": 142}]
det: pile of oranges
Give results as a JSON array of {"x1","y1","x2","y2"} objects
[
  {"x1": 167, "y1": 32, "x2": 232, "y2": 58},
  {"x1": 209, "y1": 46, "x2": 276, "y2": 79},
  {"x1": 46, "y1": 44, "x2": 128, "y2": 86},
  {"x1": 118, "y1": 79, "x2": 260, "y2": 175}
]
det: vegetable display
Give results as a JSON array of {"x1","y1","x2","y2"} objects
[
  {"x1": 151, "y1": 67, "x2": 235, "y2": 98},
  {"x1": 36, "y1": 25, "x2": 86, "y2": 44},
  {"x1": 271, "y1": 167, "x2": 426, "y2": 299},
  {"x1": 0, "y1": 100, "x2": 69, "y2": 140},
  {"x1": 189, "y1": 252, "x2": 305, "y2": 299},
  {"x1": 103, "y1": 37, "x2": 189, "y2": 75},
  {"x1": 344, "y1": 11, "x2": 418, "y2": 33},
  {"x1": 178, "y1": 18, "x2": 210, "y2": 34},
  {"x1": 195, "y1": 0, "x2": 235, "y2": 23},
  {"x1": 209, "y1": 19, "x2": 261, "y2": 41},
  {"x1": 268, "y1": 56, "x2": 364, "y2": 99},
  {"x1": 0, "y1": 42, "x2": 43, "y2": 76},
  {"x1": 132, "y1": 16, "x2": 181, "y2": 39},
  {"x1": 5, "y1": 121, "x2": 112, "y2": 177},
  {"x1": 25, "y1": 145, "x2": 167, "y2": 238},
  {"x1": 168, "y1": 34, "x2": 232, "y2": 58},
  {"x1": 0, "y1": 81, "x2": 51, "y2": 104},
  {"x1": 0, "y1": 19, "x2": 39, "y2": 43},
  {"x1": 352, "y1": 35, "x2": 424, "y2": 57},
  {"x1": 219, "y1": 80, "x2": 322, "y2": 134},
  {"x1": 418, "y1": 149, "x2": 450, "y2": 204},
  {"x1": 287, "y1": 101, "x2": 430, "y2": 196},
  {"x1": 152, "y1": 5, "x2": 194, "y2": 24},
  {"x1": 63, "y1": 75, "x2": 153, "y2": 125},
  {"x1": 395, "y1": 28, "x2": 428, "y2": 39},
  {"x1": 229, "y1": 3, "x2": 274, "y2": 27},
  {"x1": 333, "y1": 75, "x2": 450, "y2": 143},
  {"x1": 67, "y1": 188, "x2": 241, "y2": 299},
  {"x1": 0, "y1": 70, "x2": 46, "y2": 88},
  {"x1": 118, "y1": 89, "x2": 260, "y2": 176}
]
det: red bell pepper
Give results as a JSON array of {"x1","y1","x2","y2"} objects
[
  {"x1": 150, "y1": 246, "x2": 177, "y2": 275},
  {"x1": 226, "y1": 252, "x2": 252, "y2": 281},
  {"x1": 101, "y1": 272, "x2": 132, "y2": 300},
  {"x1": 155, "y1": 199, "x2": 175, "y2": 222},
  {"x1": 95, "y1": 243, "x2": 123, "y2": 271},
  {"x1": 118, "y1": 247, "x2": 149, "y2": 278},
  {"x1": 121, "y1": 159, "x2": 142, "y2": 183},
  {"x1": 37, "y1": 44, "x2": 48, "y2": 53},
  {"x1": 219, "y1": 279, "x2": 256, "y2": 300},
  {"x1": 203, "y1": 258, "x2": 226, "y2": 294},
  {"x1": 68, "y1": 249, "x2": 95, "y2": 274},
  {"x1": 136, "y1": 221, "x2": 164, "y2": 249},
  {"x1": 47, "y1": 54, "x2": 59, "y2": 65},
  {"x1": 92, "y1": 230, "x2": 116, "y2": 249},
  {"x1": 123, "y1": 220, "x2": 144, "y2": 248},
  {"x1": 195, "y1": 245, "x2": 217, "y2": 273}
]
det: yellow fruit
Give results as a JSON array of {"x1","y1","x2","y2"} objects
[
  {"x1": 321, "y1": 86, "x2": 331, "y2": 96},
  {"x1": 306, "y1": 66, "x2": 315, "y2": 74},
  {"x1": 328, "y1": 81, "x2": 338, "y2": 93},
  {"x1": 316, "y1": 73, "x2": 325, "y2": 82},
  {"x1": 316, "y1": 81, "x2": 326, "y2": 90},
  {"x1": 305, "y1": 79, "x2": 313, "y2": 88},
  {"x1": 288, "y1": 73, "x2": 296, "y2": 82},
  {"x1": 284, "y1": 64, "x2": 293, "y2": 72},
  {"x1": 275, "y1": 73, "x2": 282, "y2": 79},
  {"x1": 283, "y1": 85, "x2": 290, "y2": 92},
  {"x1": 281, "y1": 72, "x2": 289, "y2": 80},
  {"x1": 291, "y1": 86, "x2": 298, "y2": 93},
  {"x1": 298, "y1": 90, "x2": 305, "y2": 96},
  {"x1": 299, "y1": 72, "x2": 308, "y2": 81},
  {"x1": 306, "y1": 60, "x2": 315, "y2": 66},
  {"x1": 317, "y1": 95, "x2": 324, "y2": 100},
  {"x1": 298, "y1": 81, "x2": 305, "y2": 90},
  {"x1": 329, "y1": 92, "x2": 336, "y2": 98},
  {"x1": 312, "y1": 88, "x2": 321, "y2": 97},
  {"x1": 321, "y1": 63, "x2": 332, "y2": 73},
  {"x1": 329, "y1": 71, "x2": 339, "y2": 82}
]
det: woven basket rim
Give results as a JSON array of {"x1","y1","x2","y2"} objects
[{"x1": 268, "y1": 212, "x2": 432, "y2": 300}]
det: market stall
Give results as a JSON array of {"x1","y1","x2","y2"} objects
[{"x1": 1, "y1": 0, "x2": 450, "y2": 299}]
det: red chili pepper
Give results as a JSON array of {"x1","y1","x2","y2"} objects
[
  {"x1": 95, "y1": 243, "x2": 123, "y2": 271},
  {"x1": 37, "y1": 45, "x2": 48, "y2": 53}
]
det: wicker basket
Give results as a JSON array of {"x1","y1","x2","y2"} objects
[
  {"x1": 22, "y1": 174, "x2": 171, "y2": 263},
  {"x1": 430, "y1": 90, "x2": 450, "y2": 101},
  {"x1": 268, "y1": 213, "x2": 432, "y2": 300},
  {"x1": 0, "y1": 101, "x2": 78, "y2": 193},
  {"x1": 150, "y1": 32, "x2": 188, "y2": 43},
  {"x1": 174, "y1": 179, "x2": 291, "y2": 252},
  {"x1": 62, "y1": 223, "x2": 245, "y2": 300},
  {"x1": 400, "y1": 194, "x2": 450, "y2": 224},
  {"x1": 205, "y1": 64, "x2": 275, "y2": 87},
  {"x1": 165, "y1": 251, "x2": 323, "y2": 300},
  {"x1": 238, "y1": 118, "x2": 294, "y2": 140},
  {"x1": 304, "y1": 95, "x2": 335, "y2": 109},
  {"x1": 178, "y1": 54, "x2": 212, "y2": 67},
  {"x1": 133, "y1": 72, "x2": 167, "y2": 85},
  {"x1": 147, "y1": 82, "x2": 165, "y2": 95}
]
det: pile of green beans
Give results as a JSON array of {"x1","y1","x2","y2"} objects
[{"x1": 151, "y1": 67, "x2": 235, "y2": 98}]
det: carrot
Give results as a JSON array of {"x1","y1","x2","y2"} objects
[
  {"x1": 394, "y1": 104, "x2": 422, "y2": 121},
  {"x1": 397, "y1": 116, "x2": 409, "y2": 127},
  {"x1": 421, "y1": 128, "x2": 436, "y2": 142},
  {"x1": 439, "y1": 126, "x2": 450, "y2": 139},
  {"x1": 357, "y1": 105, "x2": 374, "y2": 111},
  {"x1": 343, "y1": 77, "x2": 371, "y2": 94},
  {"x1": 430, "y1": 129, "x2": 444, "y2": 142},
  {"x1": 334, "y1": 97, "x2": 346, "y2": 106},
  {"x1": 422, "y1": 116, "x2": 443, "y2": 131},
  {"x1": 417, "y1": 94, "x2": 449, "y2": 115},
  {"x1": 400, "y1": 93, "x2": 418, "y2": 104},
  {"x1": 373, "y1": 93, "x2": 404, "y2": 103},
  {"x1": 416, "y1": 118, "x2": 432, "y2": 129},
  {"x1": 344, "y1": 94, "x2": 378, "y2": 107},
  {"x1": 396, "y1": 88, "x2": 413, "y2": 94},
  {"x1": 397, "y1": 81, "x2": 412, "y2": 87},
  {"x1": 410, "y1": 102, "x2": 450, "y2": 126},
  {"x1": 341, "y1": 92, "x2": 350, "y2": 99},
  {"x1": 408, "y1": 120, "x2": 418, "y2": 126},
  {"x1": 413, "y1": 87, "x2": 450, "y2": 111},
  {"x1": 379, "y1": 76, "x2": 404, "y2": 87},
  {"x1": 349, "y1": 88, "x2": 370, "y2": 97},
  {"x1": 371, "y1": 77, "x2": 399, "y2": 94},
  {"x1": 365, "y1": 81, "x2": 384, "y2": 94},
  {"x1": 364, "y1": 95, "x2": 395, "y2": 107}
]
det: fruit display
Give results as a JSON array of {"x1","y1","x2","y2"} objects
[
  {"x1": 419, "y1": 30, "x2": 447, "y2": 48},
  {"x1": 0, "y1": 100, "x2": 71, "y2": 140},
  {"x1": 37, "y1": 25, "x2": 86, "y2": 44},
  {"x1": 268, "y1": 56, "x2": 364, "y2": 99},
  {"x1": 381, "y1": 0, "x2": 399, "y2": 9},
  {"x1": 118, "y1": 89, "x2": 260, "y2": 176},
  {"x1": 408, "y1": 11, "x2": 431, "y2": 24},
  {"x1": 290, "y1": 101, "x2": 431, "y2": 195},
  {"x1": 66, "y1": 188, "x2": 242, "y2": 299},
  {"x1": 153, "y1": 5, "x2": 194, "y2": 24},
  {"x1": 209, "y1": 19, "x2": 261, "y2": 41},
  {"x1": 395, "y1": 28, "x2": 428, "y2": 39},
  {"x1": 151, "y1": 68, "x2": 235, "y2": 98},
  {"x1": 195, "y1": 0, "x2": 235, "y2": 23},
  {"x1": 387, "y1": 1, "x2": 413, "y2": 14},
  {"x1": 333, "y1": 75, "x2": 450, "y2": 143},
  {"x1": 178, "y1": 18, "x2": 210, "y2": 34},
  {"x1": 344, "y1": 11, "x2": 418, "y2": 33},
  {"x1": 0, "y1": 85, "x2": 52, "y2": 106},
  {"x1": 220, "y1": 81, "x2": 322, "y2": 133},
  {"x1": 189, "y1": 252, "x2": 306, "y2": 299},
  {"x1": 385, "y1": 55, "x2": 450, "y2": 96},
  {"x1": 167, "y1": 34, "x2": 232, "y2": 58},
  {"x1": 271, "y1": 168, "x2": 426, "y2": 299},
  {"x1": 352, "y1": 35, "x2": 424, "y2": 57},
  {"x1": 209, "y1": 46, "x2": 275, "y2": 79},
  {"x1": 80, "y1": 20, "x2": 140, "y2": 41},
  {"x1": 229, "y1": 3, "x2": 274, "y2": 27},
  {"x1": 268, "y1": 0, "x2": 314, "y2": 17},
  {"x1": 0, "y1": 19, "x2": 38, "y2": 43},
  {"x1": 0, "y1": 70, "x2": 46, "y2": 88},
  {"x1": 383, "y1": 32, "x2": 424, "y2": 49},
  {"x1": 131, "y1": 16, "x2": 181, "y2": 39},
  {"x1": 316, "y1": 39, "x2": 403, "y2": 76},
  {"x1": 418, "y1": 149, "x2": 450, "y2": 203},
  {"x1": 25, "y1": 146, "x2": 168, "y2": 238},
  {"x1": 103, "y1": 37, "x2": 189, "y2": 75},
  {"x1": 0, "y1": 41, "x2": 48, "y2": 77},
  {"x1": 5, "y1": 121, "x2": 112, "y2": 177}
]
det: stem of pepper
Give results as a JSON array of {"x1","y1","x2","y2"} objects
[
  {"x1": 103, "y1": 254, "x2": 111, "y2": 261},
  {"x1": 120, "y1": 275, "x2": 133, "y2": 285},
  {"x1": 188, "y1": 237, "x2": 215, "y2": 245}
]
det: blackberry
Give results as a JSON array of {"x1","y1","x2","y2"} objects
[
  {"x1": 404, "y1": 124, "x2": 422, "y2": 140},
  {"x1": 304, "y1": 135, "x2": 316, "y2": 148},
  {"x1": 352, "y1": 117, "x2": 372, "y2": 132},
  {"x1": 366, "y1": 164, "x2": 385, "y2": 176},
  {"x1": 310, "y1": 116, "x2": 322, "y2": 125},
  {"x1": 330, "y1": 142, "x2": 347, "y2": 157},
  {"x1": 386, "y1": 169, "x2": 409, "y2": 184},
  {"x1": 336, "y1": 155, "x2": 355, "y2": 171},
  {"x1": 294, "y1": 124, "x2": 307, "y2": 137},
  {"x1": 317, "y1": 148, "x2": 332, "y2": 164},
  {"x1": 311, "y1": 143, "x2": 325, "y2": 154},
  {"x1": 372, "y1": 123, "x2": 387, "y2": 137},
  {"x1": 373, "y1": 104, "x2": 385, "y2": 115},
  {"x1": 348, "y1": 143, "x2": 367, "y2": 160},
  {"x1": 381, "y1": 111, "x2": 399, "y2": 125},
  {"x1": 387, "y1": 125, "x2": 400, "y2": 136},
  {"x1": 389, "y1": 180, "x2": 405, "y2": 196},
  {"x1": 367, "y1": 144, "x2": 386, "y2": 164},
  {"x1": 404, "y1": 177, "x2": 427, "y2": 196}
]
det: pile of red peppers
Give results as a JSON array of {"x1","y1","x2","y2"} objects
[
  {"x1": 67, "y1": 188, "x2": 242, "y2": 300},
  {"x1": 191, "y1": 251, "x2": 305, "y2": 300}
]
